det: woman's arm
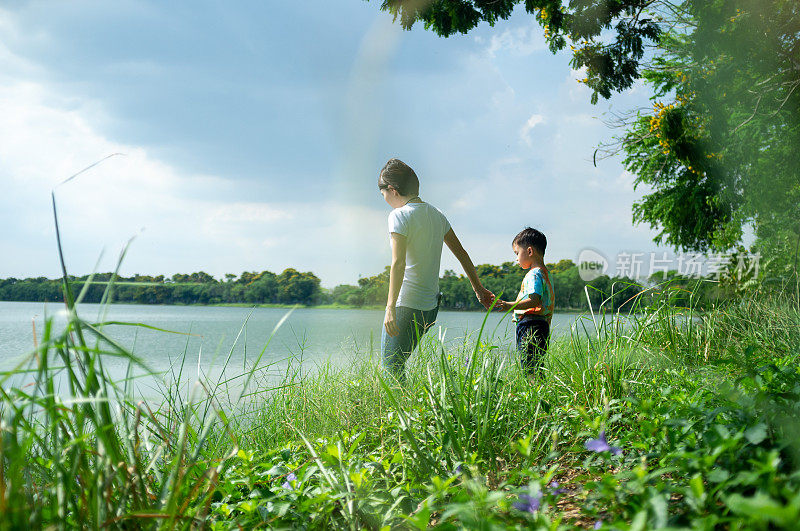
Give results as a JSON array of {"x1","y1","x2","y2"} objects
[
  {"x1": 384, "y1": 232, "x2": 407, "y2": 337},
  {"x1": 443, "y1": 229, "x2": 493, "y2": 309}
]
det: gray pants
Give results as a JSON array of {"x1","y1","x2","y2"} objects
[{"x1": 381, "y1": 305, "x2": 438, "y2": 384}]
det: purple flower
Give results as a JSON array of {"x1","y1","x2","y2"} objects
[
  {"x1": 585, "y1": 431, "x2": 622, "y2": 456},
  {"x1": 512, "y1": 492, "x2": 542, "y2": 514},
  {"x1": 282, "y1": 472, "x2": 297, "y2": 489},
  {"x1": 464, "y1": 355, "x2": 471, "y2": 368},
  {"x1": 594, "y1": 520, "x2": 603, "y2": 529},
  {"x1": 548, "y1": 480, "x2": 566, "y2": 495},
  {"x1": 454, "y1": 464, "x2": 463, "y2": 474}
]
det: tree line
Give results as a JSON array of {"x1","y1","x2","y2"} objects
[
  {"x1": 0, "y1": 269, "x2": 322, "y2": 306},
  {"x1": 0, "y1": 260, "x2": 732, "y2": 311}
]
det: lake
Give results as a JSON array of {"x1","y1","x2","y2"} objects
[{"x1": 0, "y1": 301, "x2": 596, "y2": 395}]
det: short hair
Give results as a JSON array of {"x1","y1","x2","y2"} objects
[
  {"x1": 513, "y1": 227, "x2": 547, "y2": 255},
  {"x1": 378, "y1": 158, "x2": 420, "y2": 197}
]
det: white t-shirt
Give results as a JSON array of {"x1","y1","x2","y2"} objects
[{"x1": 388, "y1": 201, "x2": 451, "y2": 311}]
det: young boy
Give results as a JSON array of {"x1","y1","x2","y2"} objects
[{"x1": 494, "y1": 228, "x2": 554, "y2": 378}]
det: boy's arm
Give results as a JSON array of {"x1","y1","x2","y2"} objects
[
  {"x1": 443, "y1": 229, "x2": 493, "y2": 309},
  {"x1": 495, "y1": 294, "x2": 544, "y2": 313},
  {"x1": 496, "y1": 268, "x2": 548, "y2": 313},
  {"x1": 384, "y1": 232, "x2": 407, "y2": 337}
]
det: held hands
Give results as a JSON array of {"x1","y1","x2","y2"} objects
[
  {"x1": 494, "y1": 299, "x2": 511, "y2": 312},
  {"x1": 384, "y1": 306, "x2": 399, "y2": 337},
  {"x1": 475, "y1": 287, "x2": 494, "y2": 310}
]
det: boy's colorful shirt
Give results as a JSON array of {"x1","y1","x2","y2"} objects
[{"x1": 514, "y1": 267, "x2": 552, "y2": 320}]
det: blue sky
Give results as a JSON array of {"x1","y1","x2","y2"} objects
[{"x1": 0, "y1": 0, "x2": 676, "y2": 287}]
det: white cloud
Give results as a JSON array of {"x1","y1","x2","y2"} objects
[
  {"x1": 520, "y1": 113, "x2": 545, "y2": 146},
  {"x1": 486, "y1": 24, "x2": 547, "y2": 58},
  {"x1": 0, "y1": 76, "x2": 390, "y2": 285}
]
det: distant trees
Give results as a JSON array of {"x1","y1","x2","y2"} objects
[
  {"x1": 330, "y1": 284, "x2": 363, "y2": 307},
  {"x1": 278, "y1": 269, "x2": 321, "y2": 305},
  {"x1": 328, "y1": 260, "x2": 725, "y2": 311},
  {"x1": 0, "y1": 277, "x2": 61, "y2": 302},
  {"x1": 171, "y1": 271, "x2": 215, "y2": 284},
  {"x1": 0, "y1": 269, "x2": 322, "y2": 306},
  {"x1": 1, "y1": 261, "x2": 732, "y2": 310},
  {"x1": 244, "y1": 271, "x2": 279, "y2": 303},
  {"x1": 357, "y1": 267, "x2": 391, "y2": 306}
]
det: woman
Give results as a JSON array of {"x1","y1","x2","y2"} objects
[{"x1": 378, "y1": 158, "x2": 493, "y2": 383}]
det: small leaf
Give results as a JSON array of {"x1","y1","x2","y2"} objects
[
  {"x1": 744, "y1": 424, "x2": 768, "y2": 445},
  {"x1": 237, "y1": 449, "x2": 252, "y2": 462},
  {"x1": 349, "y1": 470, "x2": 364, "y2": 489},
  {"x1": 690, "y1": 474, "x2": 705, "y2": 501},
  {"x1": 707, "y1": 468, "x2": 730, "y2": 483},
  {"x1": 630, "y1": 510, "x2": 648, "y2": 531},
  {"x1": 266, "y1": 465, "x2": 286, "y2": 476},
  {"x1": 326, "y1": 444, "x2": 341, "y2": 461},
  {"x1": 409, "y1": 502, "x2": 431, "y2": 530},
  {"x1": 238, "y1": 500, "x2": 256, "y2": 513},
  {"x1": 650, "y1": 495, "x2": 668, "y2": 528},
  {"x1": 726, "y1": 493, "x2": 796, "y2": 526}
]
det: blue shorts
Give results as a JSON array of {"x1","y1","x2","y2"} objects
[{"x1": 381, "y1": 305, "x2": 438, "y2": 384}]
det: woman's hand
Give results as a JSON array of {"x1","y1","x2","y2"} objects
[
  {"x1": 475, "y1": 287, "x2": 494, "y2": 310},
  {"x1": 384, "y1": 306, "x2": 399, "y2": 337}
]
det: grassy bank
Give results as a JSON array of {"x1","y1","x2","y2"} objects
[{"x1": 1, "y1": 282, "x2": 799, "y2": 529}]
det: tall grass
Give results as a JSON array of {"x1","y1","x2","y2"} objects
[{"x1": 2, "y1": 262, "x2": 798, "y2": 527}]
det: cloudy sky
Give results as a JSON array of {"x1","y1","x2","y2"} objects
[{"x1": 0, "y1": 0, "x2": 675, "y2": 287}]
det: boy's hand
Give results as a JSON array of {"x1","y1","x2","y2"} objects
[
  {"x1": 475, "y1": 287, "x2": 494, "y2": 309},
  {"x1": 384, "y1": 306, "x2": 399, "y2": 337},
  {"x1": 494, "y1": 300, "x2": 510, "y2": 312}
]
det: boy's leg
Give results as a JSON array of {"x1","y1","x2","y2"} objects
[
  {"x1": 516, "y1": 319, "x2": 549, "y2": 378},
  {"x1": 530, "y1": 320, "x2": 549, "y2": 376},
  {"x1": 516, "y1": 321, "x2": 536, "y2": 377}
]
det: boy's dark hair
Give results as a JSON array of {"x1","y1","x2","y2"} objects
[
  {"x1": 378, "y1": 158, "x2": 420, "y2": 197},
  {"x1": 513, "y1": 227, "x2": 547, "y2": 255}
]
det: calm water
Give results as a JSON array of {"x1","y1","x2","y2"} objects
[{"x1": 0, "y1": 302, "x2": 593, "y2": 394}]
